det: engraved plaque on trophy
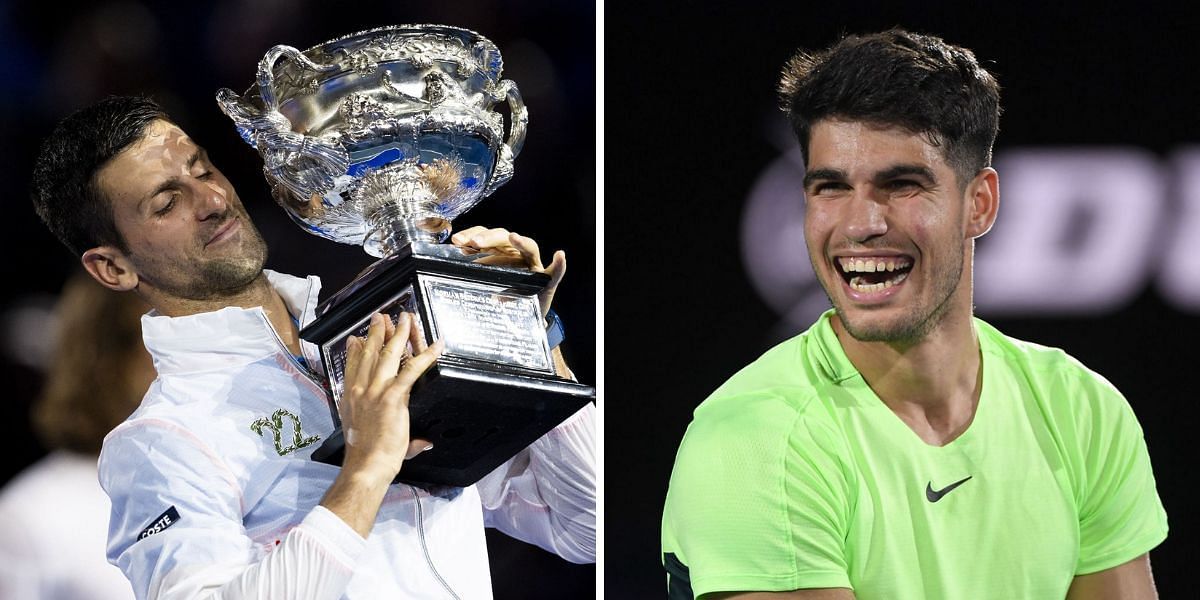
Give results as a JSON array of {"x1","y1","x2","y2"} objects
[{"x1": 217, "y1": 25, "x2": 594, "y2": 487}]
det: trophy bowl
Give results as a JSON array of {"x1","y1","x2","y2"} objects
[
  {"x1": 217, "y1": 25, "x2": 592, "y2": 487},
  {"x1": 217, "y1": 24, "x2": 527, "y2": 257}
]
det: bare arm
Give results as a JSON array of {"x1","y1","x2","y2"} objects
[
  {"x1": 1066, "y1": 554, "x2": 1157, "y2": 600},
  {"x1": 319, "y1": 312, "x2": 442, "y2": 538},
  {"x1": 704, "y1": 590, "x2": 854, "y2": 600}
]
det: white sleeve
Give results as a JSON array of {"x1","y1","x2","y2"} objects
[
  {"x1": 476, "y1": 402, "x2": 596, "y2": 564},
  {"x1": 100, "y1": 420, "x2": 366, "y2": 600}
]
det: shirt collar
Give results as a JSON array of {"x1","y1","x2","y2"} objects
[
  {"x1": 140, "y1": 270, "x2": 322, "y2": 375},
  {"x1": 809, "y1": 308, "x2": 991, "y2": 384}
]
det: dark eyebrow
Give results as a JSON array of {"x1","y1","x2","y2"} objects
[
  {"x1": 874, "y1": 164, "x2": 937, "y2": 184},
  {"x1": 802, "y1": 168, "x2": 846, "y2": 189},
  {"x1": 803, "y1": 164, "x2": 938, "y2": 192}
]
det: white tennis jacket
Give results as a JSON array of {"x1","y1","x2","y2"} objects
[{"x1": 99, "y1": 271, "x2": 595, "y2": 599}]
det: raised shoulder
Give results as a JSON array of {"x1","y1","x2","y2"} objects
[{"x1": 976, "y1": 319, "x2": 1130, "y2": 424}]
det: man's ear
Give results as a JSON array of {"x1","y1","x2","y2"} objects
[
  {"x1": 81, "y1": 246, "x2": 139, "y2": 292},
  {"x1": 965, "y1": 167, "x2": 1000, "y2": 239}
]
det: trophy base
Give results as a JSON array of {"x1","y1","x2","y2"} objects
[
  {"x1": 313, "y1": 361, "x2": 593, "y2": 487},
  {"x1": 302, "y1": 241, "x2": 595, "y2": 487}
]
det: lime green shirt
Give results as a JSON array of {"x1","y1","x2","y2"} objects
[{"x1": 662, "y1": 311, "x2": 1167, "y2": 599}]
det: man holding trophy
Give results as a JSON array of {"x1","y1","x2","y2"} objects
[{"x1": 31, "y1": 25, "x2": 594, "y2": 599}]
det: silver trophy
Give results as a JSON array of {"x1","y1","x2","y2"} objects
[{"x1": 217, "y1": 25, "x2": 593, "y2": 487}]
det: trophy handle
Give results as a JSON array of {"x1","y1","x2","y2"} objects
[
  {"x1": 215, "y1": 87, "x2": 290, "y2": 149},
  {"x1": 216, "y1": 46, "x2": 349, "y2": 203},
  {"x1": 256, "y1": 45, "x2": 338, "y2": 111},
  {"x1": 485, "y1": 79, "x2": 528, "y2": 194}
]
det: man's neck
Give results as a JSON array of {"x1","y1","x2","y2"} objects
[
  {"x1": 832, "y1": 307, "x2": 983, "y2": 447},
  {"x1": 144, "y1": 273, "x2": 303, "y2": 356}
]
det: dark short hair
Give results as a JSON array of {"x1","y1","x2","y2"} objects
[
  {"x1": 778, "y1": 29, "x2": 1001, "y2": 186},
  {"x1": 31, "y1": 96, "x2": 170, "y2": 257}
]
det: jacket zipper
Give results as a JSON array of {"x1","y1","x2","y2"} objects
[
  {"x1": 409, "y1": 485, "x2": 462, "y2": 600},
  {"x1": 263, "y1": 313, "x2": 329, "y2": 396},
  {"x1": 269, "y1": 305, "x2": 458, "y2": 597}
]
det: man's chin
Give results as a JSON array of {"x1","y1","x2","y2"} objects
[
  {"x1": 193, "y1": 260, "x2": 266, "y2": 297},
  {"x1": 834, "y1": 306, "x2": 928, "y2": 344}
]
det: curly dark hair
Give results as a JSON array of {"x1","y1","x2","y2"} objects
[
  {"x1": 778, "y1": 29, "x2": 1001, "y2": 186},
  {"x1": 31, "y1": 96, "x2": 170, "y2": 257}
]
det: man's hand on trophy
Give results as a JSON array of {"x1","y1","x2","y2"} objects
[
  {"x1": 450, "y1": 225, "x2": 566, "y2": 319},
  {"x1": 341, "y1": 312, "x2": 444, "y2": 481}
]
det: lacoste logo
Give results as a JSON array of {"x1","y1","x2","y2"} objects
[
  {"x1": 925, "y1": 476, "x2": 972, "y2": 503},
  {"x1": 251, "y1": 408, "x2": 321, "y2": 456},
  {"x1": 137, "y1": 506, "x2": 180, "y2": 541}
]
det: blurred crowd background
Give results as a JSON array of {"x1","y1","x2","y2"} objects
[
  {"x1": 0, "y1": 1, "x2": 595, "y2": 598},
  {"x1": 608, "y1": 1, "x2": 1200, "y2": 598}
]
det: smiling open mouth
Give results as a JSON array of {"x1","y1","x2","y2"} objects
[{"x1": 837, "y1": 257, "x2": 913, "y2": 293}]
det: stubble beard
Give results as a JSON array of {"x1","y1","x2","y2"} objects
[
  {"x1": 133, "y1": 217, "x2": 270, "y2": 302},
  {"x1": 818, "y1": 244, "x2": 965, "y2": 345},
  {"x1": 189, "y1": 246, "x2": 268, "y2": 299}
]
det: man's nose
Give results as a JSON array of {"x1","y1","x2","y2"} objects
[
  {"x1": 193, "y1": 180, "x2": 228, "y2": 220},
  {"x1": 843, "y1": 190, "x2": 888, "y2": 243}
]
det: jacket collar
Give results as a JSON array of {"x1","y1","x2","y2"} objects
[{"x1": 141, "y1": 270, "x2": 322, "y2": 376}]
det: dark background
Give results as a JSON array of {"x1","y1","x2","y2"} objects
[
  {"x1": 0, "y1": 1, "x2": 595, "y2": 598},
  {"x1": 607, "y1": 2, "x2": 1199, "y2": 598}
]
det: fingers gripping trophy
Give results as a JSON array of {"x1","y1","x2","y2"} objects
[{"x1": 217, "y1": 25, "x2": 594, "y2": 487}]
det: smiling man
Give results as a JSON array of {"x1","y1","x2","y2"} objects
[
  {"x1": 31, "y1": 96, "x2": 595, "y2": 599},
  {"x1": 661, "y1": 30, "x2": 1167, "y2": 599}
]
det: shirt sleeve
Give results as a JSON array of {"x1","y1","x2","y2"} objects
[
  {"x1": 100, "y1": 419, "x2": 366, "y2": 599},
  {"x1": 1074, "y1": 381, "x2": 1169, "y2": 575},
  {"x1": 476, "y1": 402, "x2": 596, "y2": 564},
  {"x1": 662, "y1": 391, "x2": 853, "y2": 598}
]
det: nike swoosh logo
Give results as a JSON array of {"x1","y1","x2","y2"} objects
[{"x1": 926, "y1": 476, "x2": 972, "y2": 502}]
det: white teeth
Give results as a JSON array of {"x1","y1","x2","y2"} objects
[
  {"x1": 839, "y1": 257, "x2": 911, "y2": 273},
  {"x1": 850, "y1": 280, "x2": 885, "y2": 293},
  {"x1": 848, "y1": 270, "x2": 909, "y2": 293}
]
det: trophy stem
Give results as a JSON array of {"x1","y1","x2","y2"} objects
[
  {"x1": 371, "y1": 216, "x2": 451, "y2": 256},
  {"x1": 359, "y1": 161, "x2": 453, "y2": 256}
]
